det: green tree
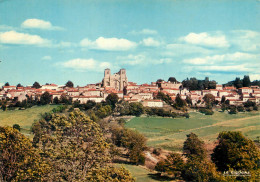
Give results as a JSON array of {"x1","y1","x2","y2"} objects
[
  {"x1": 106, "y1": 93, "x2": 119, "y2": 109},
  {"x1": 168, "y1": 77, "x2": 177, "y2": 83},
  {"x1": 183, "y1": 133, "x2": 206, "y2": 160},
  {"x1": 12, "y1": 124, "x2": 21, "y2": 131},
  {"x1": 186, "y1": 96, "x2": 192, "y2": 106},
  {"x1": 116, "y1": 100, "x2": 130, "y2": 116},
  {"x1": 228, "y1": 106, "x2": 237, "y2": 114},
  {"x1": 40, "y1": 91, "x2": 52, "y2": 105},
  {"x1": 156, "y1": 92, "x2": 173, "y2": 105},
  {"x1": 175, "y1": 94, "x2": 187, "y2": 108},
  {"x1": 221, "y1": 96, "x2": 226, "y2": 104},
  {"x1": 208, "y1": 80, "x2": 217, "y2": 89},
  {"x1": 96, "y1": 105, "x2": 112, "y2": 118},
  {"x1": 4, "y1": 82, "x2": 10, "y2": 86},
  {"x1": 129, "y1": 102, "x2": 144, "y2": 117},
  {"x1": 16, "y1": 83, "x2": 23, "y2": 87},
  {"x1": 252, "y1": 80, "x2": 260, "y2": 87},
  {"x1": 234, "y1": 77, "x2": 243, "y2": 89},
  {"x1": 155, "y1": 153, "x2": 184, "y2": 178},
  {"x1": 182, "y1": 158, "x2": 222, "y2": 182},
  {"x1": 65, "y1": 80, "x2": 74, "y2": 88},
  {"x1": 0, "y1": 126, "x2": 49, "y2": 182},
  {"x1": 1, "y1": 104, "x2": 7, "y2": 111},
  {"x1": 242, "y1": 75, "x2": 251, "y2": 87},
  {"x1": 60, "y1": 94, "x2": 71, "y2": 104},
  {"x1": 32, "y1": 81, "x2": 41, "y2": 89},
  {"x1": 203, "y1": 94, "x2": 215, "y2": 107},
  {"x1": 84, "y1": 100, "x2": 96, "y2": 110},
  {"x1": 53, "y1": 96, "x2": 59, "y2": 104},
  {"x1": 211, "y1": 131, "x2": 260, "y2": 172},
  {"x1": 156, "y1": 79, "x2": 164, "y2": 87},
  {"x1": 32, "y1": 110, "x2": 113, "y2": 181},
  {"x1": 121, "y1": 128, "x2": 147, "y2": 164},
  {"x1": 112, "y1": 127, "x2": 147, "y2": 165}
]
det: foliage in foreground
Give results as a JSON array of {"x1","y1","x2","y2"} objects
[
  {"x1": 212, "y1": 131, "x2": 260, "y2": 172},
  {"x1": 155, "y1": 153, "x2": 184, "y2": 178},
  {"x1": 0, "y1": 127, "x2": 49, "y2": 182},
  {"x1": 0, "y1": 110, "x2": 134, "y2": 182},
  {"x1": 155, "y1": 131, "x2": 260, "y2": 181}
]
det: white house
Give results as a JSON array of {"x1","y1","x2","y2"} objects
[{"x1": 142, "y1": 99, "x2": 163, "y2": 107}]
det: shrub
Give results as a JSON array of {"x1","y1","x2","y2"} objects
[
  {"x1": 153, "y1": 148, "x2": 162, "y2": 156},
  {"x1": 253, "y1": 105, "x2": 258, "y2": 111},
  {"x1": 129, "y1": 102, "x2": 144, "y2": 117},
  {"x1": 183, "y1": 132, "x2": 206, "y2": 160},
  {"x1": 182, "y1": 158, "x2": 222, "y2": 182},
  {"x1": 13, "y1": 124, "x2": 21, "y2": 131},
  {"x1": 237, "y1": 105, "x2": 245, "y2": 112},
  {"x1": 111, "y1": 127, "x2": 147, "y2": 165},
  {"x1": 199, "y1": 108, "x2": 214, "y2": 115},
  {"x1": 228, "y1": 106, "x2": 237, "y2": 114},
  {"x1": 155, "y1": 153, "x2": 185, "y2": 178}
]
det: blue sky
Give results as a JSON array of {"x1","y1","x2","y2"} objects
[{"x1": 0, "y1": 0, "x2": 259, "y2": 86}]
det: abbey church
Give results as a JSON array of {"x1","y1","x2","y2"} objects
[{"x1": 102, "y1": 68, "x2": 128, "y2": 91}]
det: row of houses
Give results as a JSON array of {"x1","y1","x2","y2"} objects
[{"x1": 1, "y1": 81, "x2": 260, "y2": 107}]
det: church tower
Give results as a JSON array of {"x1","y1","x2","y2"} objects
[
  {"x1": 103, "y1": 68, "x2": 111, "y2": 87},
  {"x1": 102, "y1": 68, "x2": 128, "y2": 91},
  {"x1": 119, "y1": 69, "x2": 128, "y2": 90}
]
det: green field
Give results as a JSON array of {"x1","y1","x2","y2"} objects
[
  {"x1": 0, "y1": 105, "x2": 57, "y2": 136},
  {"x1": 126, "y1": 110, "x2": 260, "y2": 151},
  {"x1": 116, "y1": 164, "x2": 171, "y2": 182}
]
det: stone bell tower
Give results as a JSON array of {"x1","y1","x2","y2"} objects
[{"x1": 102, "y1": 68, "x2": 128, "y2": 90}]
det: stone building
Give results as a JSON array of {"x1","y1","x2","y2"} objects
[{"x1": 102, "y1": 68, "x2": 128, "y2": 91}]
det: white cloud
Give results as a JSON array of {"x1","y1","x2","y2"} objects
[
  {"x1": 80, "y1": 37, "x2": 137, "y2": 51},
  {"x1": 0, "y1": 25, "x2": 18, "y2": 31},
  {"x1": 183, "y1": 52, "x2": 259, "y2": 65},
  {"x1": 61, "y1": 58, "x2": 112, "y2": 72},
  {"x1": 118, "y1": 54, "x2": 172, "y2": 66},
  {"x1": 80, "y1": 38, "x2": 93, "y2": 47},
  {"x1": 196, "y1": 65, "x2": 251, "y2": 72},
  {"x1": 165, "y1": 43, "x2": 212, "y2": 56},
  {"x1": 55, "y1": 41, "x2": 75, "y2": 48},
  {"x1": 183, "y1": 58, "x2": 209, "y2": 65},
  {"x1": 141, "y1": 37, "x2": 161, "y2": 47},
  {"x1": 0, "y1": 31, "x2": 51, "y2": 46},
  {"x1": 42, "y1": 56, "x2": 52, "y2": 60},
  {"x1": 129, "y1": 29, "x2": 158, "y2": 35},
  {"x1": 21, "y1": 19, "x2": 64, "y2": 30},
  {"x1": 229, "y1": 30, "x2": 260, "y2": 52},
  {"x1": 180, "y1": 32, "x2": 229, "y2": 48},
  {"x1": 249, "y1": 74, "x2": 260, "y2": 81}
]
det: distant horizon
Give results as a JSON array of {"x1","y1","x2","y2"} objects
[
  {"x1": 0, "y1": 67, "x2": 256, "y2": 87},
  {"x1": 1, "y1": 0, "x2": 259, "y2": 86}
]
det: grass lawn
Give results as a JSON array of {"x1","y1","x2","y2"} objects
[
  {"x1": 126, "y1": 110, "x2": 260, "y2": 151},
  {"x1": 116, "y1": 164, "x2": 172, "y2": 182},
  {"x1": 0, "y1": 105, "x2": 58, "y2": 136}
]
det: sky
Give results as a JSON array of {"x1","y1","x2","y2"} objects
[{"x1": 0, "y1": 0, "x2": 259, "y2": 86}]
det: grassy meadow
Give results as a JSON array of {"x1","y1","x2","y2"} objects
[
  {"x1": 0, "y1": 105, "x2": 57, "y2": 136},
  {"x1": 116, "y1": 164, "x2": 171, "y2": 182},
  {"x1": 126, "y1": 110, "x2": 260, "y2": 151}
]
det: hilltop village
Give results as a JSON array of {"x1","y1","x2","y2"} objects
[{"x1": 1, "y1": 68, "x2": 260, "y2": 107}]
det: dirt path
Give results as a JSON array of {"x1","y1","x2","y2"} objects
[{"x1": 145, "y1": 151, "x2": 159, "y2": 163}]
